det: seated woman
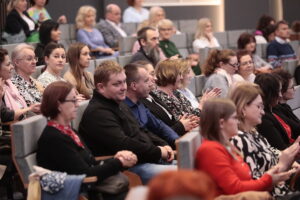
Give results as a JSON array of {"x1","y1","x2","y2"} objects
[
  {"x1": 193, "y1": 18, "x2": 220, "y2": 53},
  {"x1": 123, "y1": 0, "x2": 149, "y2": 23},
  {"x1": 137, "y1": 61, "x2": 198, "y2": 136},
  {"x1": 233, "y1": 50, "x2": 256, "y2": 83},
  {"x1": 0, "y1": 48, "x2": 40, "y2": 118},
  {"x1": 229, "y1": 82, "x2": 300, "y2": 197},
  {"x1": 11, "y1": 44, "x2": 43, "y2": 107},
  {"x1": 137, "y1": 6, "x2": 165, "y2": 31},
  {"x1": 37, "y1": 43, "x2": 66, "y2": 88},
  {"x1": 153, "y1": 59, "x2": 201, "y2": 120},
  {"x1": 196, "y1": 98, "x2": 295, "y2": 197},
  {"x1": 273, "y1": 69, "x2": 300, "y2": 137},
  {"x1": 37, "y1": 81, "x2": 137, "y2": 200},
  {"x1": 202, "y1": 49, "x2": 237, "y2": 97},
  {"x1": 4, "y1": 0, "x2": 38, "y2": 43},
  {"x1": 76, "y1": 5, "x2": 118, "y2": 59},
  {"x1": 27, "y1": 0, "x2": 67, "y2": 24},
  {"x1": 64, "y1": 43, "x2": 94, "y2": 99},
  {"x1": 237, "y1": 33, "x2": 272, "y2": 73},
  {"x1": 35, "y1": 20, "x2": 61, "y2": 66},
  {"x1": 254, "y1": 15, "x2": 275, "y2": 44},
  {"x1": 255, "y1": 73, "x2": 299, "y2": 150}
]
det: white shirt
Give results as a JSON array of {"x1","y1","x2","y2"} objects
[
  {"x1": 123, "y1": 6, "x2": 149, "y2": 23},
  {"x1": 255, "y1": 35, "x2": 267, "y2": 44},
  {"x1": 106, "y1": 19, "x2": 127, "y2": 37},
  {"x1": 192, "y1": 36, "x2": 220, "y2": 53},
  {"x1": 21, "y1": 14, "x2": 35, "y2": 31}
]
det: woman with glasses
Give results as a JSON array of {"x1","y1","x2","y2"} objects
[
  {"x1": 202, "y1": 49, "x2": 238, "y2": 97},
  {"x1": 233, "y1": 50, "x2": 256, "y2": 83},
  {"x1": 11, "y1": 44, "x2": 43, "y2": 107},
  {"x1": 37, "y1": 43, "x2": 66, "y2": 88},
  {"x1": 64, "y1": 43, "x2": 94, "y2": 99},
  {"x1": 237, "y1": 32, "x2": 272, "y2": 73},
  {"x1": 229, "y1": 82, "x2": 300, "y2": 198},
  {"x1": 37, "y1": 81, "x2": 137, "y2": 200}
]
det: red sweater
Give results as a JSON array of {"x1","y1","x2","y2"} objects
[{"x1": 196, "y1": 140, "x2": 272, "y2": 196}]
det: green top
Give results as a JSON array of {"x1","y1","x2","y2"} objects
[{"x1": 159, "y1": 39, "x2": 181, "y2": 58}]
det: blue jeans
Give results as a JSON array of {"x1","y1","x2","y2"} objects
[{"x1": 128, "y1": 160, "x2": 177, "y2": 184}]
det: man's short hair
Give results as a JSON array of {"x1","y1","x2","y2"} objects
[
  {"x1": 94, "y1": 60, "x2": 123, "y2": 86},
  {"x1": 137, "y1": 26, "x2": 156, "y2": 44},
  {"x1": 124, "y1": 63, "x2": 144, "y2": 86},
  {"x1": 275, "y1": 20, "x2": 288, "y2": 31}
]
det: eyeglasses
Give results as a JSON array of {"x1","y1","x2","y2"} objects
[
  {"x1": 288, "y1": 85, "x2": 295, "y2": 90},
  {"x1": 18, "y1": 57, "x2": 38, "y2": 62},
  {"x1": 240, "y1": 61, "x2": 254, "y2": 66},
  {"x1": 63, "y1": 99, "x2": 78, "y2": 104},
  {"x1": 228, "y1": 63, "x2": 239, "y2": 68}
]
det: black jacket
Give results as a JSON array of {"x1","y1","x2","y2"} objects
[
  {"x1": 79, "y1": 90, "x2": 166, "y2": 164},
  {"x1": 141, "y1": 92, "x2": 186, "y2": 136},
  {"x1": 5, "y1": 9, "x2": 38, "y2": 37},
  {"x1": 37, "y1": 126, "x2": 123, "y2": 181}
]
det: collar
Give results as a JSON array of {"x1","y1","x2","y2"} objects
[
  {"x1": 124, "y1": 96, "x2": 139, "y2": 108},
  {"x1": 106, "y1": 19, "x2": 121, "y2": 27},
  {"x1": 275, "y1": 36, "x2": 288, "y2": 44},
  {"x1": 92, "y1": 89, "x2": 120, "y2": 107}
]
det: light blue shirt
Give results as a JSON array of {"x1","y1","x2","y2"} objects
[{"x1": 123, "y1": 6, "x2": 149, "y2": 23}]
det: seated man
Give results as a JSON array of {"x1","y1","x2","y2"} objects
[
  {"x1": 79, "y1": 60, "x2": 176, "y2": 184},
  {"x1": 123, "y1": 63, "x2": 179, "y2": 148},
  {"x1": 130, "y1": 26, "x2": 162, "y2": 66},
  {"x1": 267, "y1": 20, "x2": 297, "y2": 68},
  {"x1": 96, "y1": 4, "x2": 127, "y2": 49}
]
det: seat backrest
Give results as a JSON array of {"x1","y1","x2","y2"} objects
[
  {"x1": 11, "y1": 115, "x2": 47, "y2": 188},
  {"x1": 282, "y1": 59, "x2": 298, "y2": 77},
  {"x1": 170, "y1": 33, "x2": 187, "y2": 49},
  {"x1": 227, "y1": 30, "x2": 248, "y2": 48},
  {"x1": 0, "y1": 43, "x2": 19, "y2": 56},
  {"x1": 214, "y1": 31, "x2": 228, "y2": 48},
  {"x1": 31, "y1": 65, "x2": 45, "y2": 79},
  {"x1": 86, "y1": 60, "x2": 96, "y2": 74},
  {"x1": 118, "y1": 55, "x2": 133, "y2": 67},
  {"x1": 176, "y1": 129, "x2": 201, "y2": 169},
  {"x1": 119, "y1": 36, "x2": 137, "y2": 55},
  {"x1": 122, "y1": 23, "x2": 138, "y2": 36},
  {"x1": 71, "y1": 100, "x2": 89, "y2": 132},
  {"x1": 194, "y1": 75, "x2": 207, "y2": 97},
  {"x1": 95, "y1": 57, "x2": 117, "y2": 68},
  {"x1": 59, "y1": 24, "x2": 71, "y2": 41},
  {"x1": 178, "y1": 19, "x2": 197, "y2": 33},
  {"x1": 287, "y1": 85, "x2": 300, "y2": 110}
]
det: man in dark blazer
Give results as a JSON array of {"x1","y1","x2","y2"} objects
[
  {"x1": 79, "y1": 60, "x2": 176, "y2": 184},
  {"x1": 96, "y1": 4, "x2": 127, "y2": 49}
]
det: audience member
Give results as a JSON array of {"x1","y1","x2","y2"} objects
[
  {"x1": 35, "y1": 19, "x2": 61, "y2": 66},
  {"x1": 76, "y1": 5, "x2": 118, "y2": 59},
  {"x1": 123, "y1": 0, "x2": 149, "y2": 23},
  {"x1": 254, "y1": 15, "x2": 275, "y2": 44},
  {"x1": 237, "y1": 32, "x2": 272, "y2": 73},
  {"x1": 267, "y1": 20, "x2": 297, "y2": 68},
  {"x1": 202, "y1": 49, "x2": 237, "y2": 97},
  {"x1": 158, "y1": 19, "x2": 180, "y2": 58},
  {"x1": 147, "y1": 170, "x2": 216, "y2": 200},
  {"x1": 229, "y1": 82, "x2": 300, "y2": 197},
  {"x1": 0, "y1": 48, "x2": 39, "y2": 120},
  {"x1": 37, "y1": 43, "x2": 66, "y2": 88},
  {"x1": 64, "y1": 43, "x2": 94, "y2": 99},
  {"x1": 37, "y1": 81, "x2": 137, "y2": 200},
  {"x1": 233, "y1": 50, "x2": 256, "y2": 83},
  {"x1": 4, "y1": 0, "x2": 38, "y2": 43},
  {"x1": 153, "y1": 59, "x2": 201, "y2": 120},
  {"x1": 11, "y1": 44, "x2": 43, "y2": 106},
  {"x1": 27, "y1": 0, "x2": 67, "y2": 24},
  {"x1": 196, "y1": 98, "x2": 294, "y2": 196},
  {"x1": 124, "y1": 63, "x2": 179, "y2": 148},
  {"x1": 255, "y1": 73, "x2": 297, "y2": 150},
  {"x1": 79, "y1": 61, "x2": 176, "y2": 184},
  {"x1": 263, "y1": 24, "x2": 276, "y2": 43},
  {"x1": 96, "y1": 4, "x2": 127, "y2": 49},
  {"x1": 138, "y1": 61, "x2": 198, "y2": 135},
  {"x1": 193, "y1": 18, "x2": 220, "y2": 52},
  {"x1": 137, "y1": 6, "x2": 165, "y2": 31},
  {"x1": 131, "y1": 26, "x2": 162, "y2": 66},
  {"x1": 289, "y1": 20, "x2": 300, "y2": 41}
]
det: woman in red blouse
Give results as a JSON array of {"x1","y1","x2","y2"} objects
[{"x1": 196, "y1": 98, "x2": 295, "y2": 196}]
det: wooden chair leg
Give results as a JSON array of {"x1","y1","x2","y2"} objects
[{"x1": 123, "y1": 171, "x2": 142, "y2": 188}]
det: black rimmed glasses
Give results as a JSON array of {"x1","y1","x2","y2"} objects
[
  {"x1": 63, "y1": 99, "x2": 78, "y2": 104},
  {"x1": 228, "y1": 62, "x2": 240, "y2": 68}
]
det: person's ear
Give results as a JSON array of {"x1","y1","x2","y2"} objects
[
  {"x1": 219, "y1": 118, "x2": 224, "y2": 129},
  {"x1": 96, "y1": 82, "x2": 104, "y2": 93},
  {"x1": 140, "y1": 38, "x2": 147, "y2": 46},
  {"x1": 44, "y1": 56, "x2": 50, "y2": 65}
]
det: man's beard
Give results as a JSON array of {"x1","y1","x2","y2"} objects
[{"x1": 144, "y1": 46, "x2": 161, "y2": 66}]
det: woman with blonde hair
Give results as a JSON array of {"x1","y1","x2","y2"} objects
[
  {"x1": 202, "y1": 49, "x2": 237, "y2": 97},
  {"x1": 76, "y1": 5, "x2": 118, "y2": 59},
  {"x1": 196, "y1": 98, "x2": 296, "y2": 197},
  {"x1": 64, "y1": 43, "x2": 94, "y2": 99},
  {"x1": 193, "y1": 18, "x2": 220, "y2": 52},
  {"x1": 137, "y1": 6, "x2": 165, "y2": 31},
  {"x1": 229, "y1": 82, "x2": 300, "y2": 198}
]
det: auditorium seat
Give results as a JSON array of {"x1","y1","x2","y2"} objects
[
  {"x1": 119, "y1": 36, "x2": 137, "y2": 55},
  {"x1": 122, "y1": 23, "x2": 138, "y2": 36},
  {"x1": 170, "y1": 33, "x2": 189, "y2": 58},
  {"x1": 118, "y1": 55, "x2": 133, "y2": 67},
  {"x1": 214, "y1": 31, "x2": 228, "y2": 49},
  {"x1": 178, "y1": 19, "x2": 197, "y2": 33}
]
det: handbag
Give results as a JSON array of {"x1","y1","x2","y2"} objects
[{"x1": 95, "y1": 172, "x2": 129, "y2": 195}]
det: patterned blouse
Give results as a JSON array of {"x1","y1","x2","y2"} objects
[
  {"x1": 231, "y1": 130, "x2": 292, "y2": 196},
  {"x1": 38, "y1": 71, "x2": 65, "y2": 88},
  {"x1": 152, "y1": 89, "x2": 201, "y2": 120},
  {"x1": 11, "y1": 74, "x2": 42, "y2": 106}
]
